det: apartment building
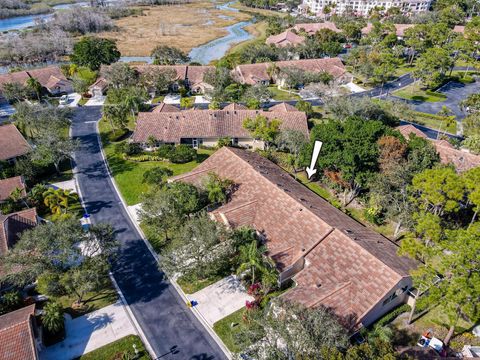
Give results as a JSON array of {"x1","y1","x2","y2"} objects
[{"x1": 303, "y1": 0, "x2": 432, "y2": 16}]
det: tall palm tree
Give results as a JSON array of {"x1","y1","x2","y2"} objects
[{"x1": 237, "y1": 241, "x2": 266, "y2": 284}]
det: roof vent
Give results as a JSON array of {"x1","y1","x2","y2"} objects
[
  {"x1": 345, "y1": 229, "x2": 353, "y2": 234},
  {"x1": 299, "y1": 197, "x2": 306, "y2": 202},
  {"x1": 316, "y1": 283, "x2": 322, "y2": 288}
]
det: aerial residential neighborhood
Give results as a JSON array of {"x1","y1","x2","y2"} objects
[{"x1": 0, "y1": 0, "x2": 479, "y2": 359}]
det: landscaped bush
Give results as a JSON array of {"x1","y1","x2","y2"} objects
[
  {"x1": 115, "y1": 142, "x2": 143, "y2": 156},
  {"x1": 156, "y1": 144, "x2": 175, "y2": 159},
  {"x1": 374, "y1": 303, "x2": 411, "y2": 328},
  {"x1": 168, "y1": 144, "x2": 197, "y2": 163},
  {"x1": 124, "y1": 154, "x2": 165, "y2": 162}
]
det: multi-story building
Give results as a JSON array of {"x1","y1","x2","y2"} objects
[{"x1": 302, "y1": 0, "x2": 432, "y2": 16}]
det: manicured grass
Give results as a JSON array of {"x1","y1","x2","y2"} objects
[
  {"x1": 213, "y1": 308, "x2": 249, "y2": 353},
  {"x1": 297, "y1": 173, "x2": 341, "y2": 208},
  {"x1": 99, "y1": 118, "x2": 214, "y2": 205},
  {"x1": 268, "y1": 86, "x2": 301, "y2": 101},
  {"x1": 393, "y1": 83, "x2": 447, "y2": 103},
  {"x1": 177, "y1": 273, "x2": 224, "y2": 294},
  {"x1": 78, "y1": 97, "x2": 89, "y2": 106},
  {"x1": 394, "y1": 64, "x2": 416, "y2": 77},
  {"x1": 406, "y1": 111, "x2": 457, "y2": 134},
  {"x1": 56, "y1": 279, "x2": 118, "y2": 318},
  {"x1": 76, "y1": 335, "x2": 150, "y2": 360}
]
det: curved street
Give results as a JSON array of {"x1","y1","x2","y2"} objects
[{"x1": 71, "y1": 106, "x2": 227, "y2": 360}]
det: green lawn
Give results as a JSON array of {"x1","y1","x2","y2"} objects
[
  {"x1": 76, "y1": 335, "x2": 150, "y2": 360},
  {"x1": 406, "y1": 111, "x2": 457, "y2": 134},
  {"x1": 56, "y1": 278, "x2": 118, "y2": 318},
  {"x1": 99, "y1": 118, "x2": 214, "y2": 205},
  {"x1": 151, "y1": 95, "x2": 165, "y2": 104},
  {"x1": 177, "y1": 273, "x2": 224, "y2": 294},
  {"x1": 78, "y1": 97, "x2": 89, "y2": 106},
  {"x1": 394, "y1": 64, "x2": 417, "y2": 77},
  {"x1": 213, "y1": 308, "x2": 249, "y2": 353},
  {"x1": 268, "y1": 86, "x2": 301, "y2": 101},
  {"x1": 393, "y1": 84, "x2": 447, "y2": 103}
]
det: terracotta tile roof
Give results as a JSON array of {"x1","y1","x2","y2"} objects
[
  {"x1": 269, "y1": 102, "x2": 299, "y2": 112},
  {"x1": 396, "y1": 125, "x2": 480, "y2": 172},
  {"x1": 185, "y1": 65, "x2": 215, "y2": 84},
  {"x1": 234, "y1": 58, "x2": 347, "y2": 85},
  {"x1": 0, "y1": 176, "x2": 26, "y2": 202},
  {"x1": 152, "y1": 102, "x2": 180, "y2": 113},
  {"x1": 396, "y1": 124, "x2": 428, "y2": 139},
  {"x1": 27, "y1": 66, "x2": 68, "y2": 89},
  {"x1": 89, "y1": 77, "x2": 108, "y2": 90},
  {"x1": 361, "y1": 23, "x2": 415, "y2": 37},
  {"x1": 0, "y1": 208, "x2": 38, "y2": 256},
  {"x1": 454, "y1": 25, "x2": 465, "y2": 33},
  {"x1": 292, "y1": 22, "x2": 342, "y2": 34},
  {"x1": 0, "y1": 124, "x2": 31, "y2": 161},
  {"x1": 434, "y1": 141, "x2": 480, "y2": 172},
  {"x1": 223, "y1": 103, "x2": 248, "y2": 111},
  {"x1": 0, "y1": 305, "x2": 38, "y2": 360},
  {"x1": 266, "y1": 30, "x2": 305, "y2": 47},
  {"x1": 172, "y1": 147, "x2": 417, "y2": 327},
  {"x1": 0, "y1": 72, "x2": 30, "y2": 93},
  {"x1": 132, "y1": 109, "x2": 309, "y2": 143}
]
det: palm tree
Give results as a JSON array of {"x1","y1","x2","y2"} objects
[
  {"x1": 237, "y1": 241, "x2": 267, "y2": 284},
  {"x1": 26, "y1": 77, "x2": 42, "y2": 101},
  {"x1": 42, "y1": 301, "x2": 64, "y2": 333},
  {"x1": 43, "y1": 188, "x2": 79, "y2": 216}
]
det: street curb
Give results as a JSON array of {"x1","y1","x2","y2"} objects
[
  {"x1": 94, "y1": 121, "x2": 232, "y2": 360},
  {"x1": 70, "y1": 121, "x2": 157, "y2": 360}
]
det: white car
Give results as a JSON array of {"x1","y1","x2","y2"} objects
[{"x1": 59, "y1": 95, "x2": 69, "y2": 105}]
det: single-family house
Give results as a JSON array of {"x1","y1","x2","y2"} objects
[
  {"x1": 397, "y1": 124, "x2": 480, "y2": 172},
  {"x1": 88, "y1": 77, "x2": 109, "y2": 97},
  {"x1": 266, "y1": 30, "x2": 306, "y2": 48},
  {"x1": 132, "y1": 104, "x2": 309, "y2": 149},
  {"x1": 0, "y1": 208, "x2": 38, "y2": 256},
  {"x1": 233, "y1": 58, "x2": 350, "y2": 86},
  {"x1": 171, "y1": 147, "x2": 418, "y2": 330},
  {"x1": 134, "y1": 65, "x2": 215, "y2": 94},
  {"x1": 151, "y1": 102, "x2": 181, "y2": 113},
  {"x1": 0, "y1": 66, "x2": 72, "y2": 103},
  {"x1": 0, "y1": 124, "x2": 31, "y2": 163},
  {"x1": 0, "y1": 304, "x2": 41, "y2": 360},
  {"x1": 0, "y1": 176, "x2": 26, "y2": 203}
]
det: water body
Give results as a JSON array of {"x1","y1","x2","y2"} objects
[{"x1": 187, "y1": 1, "x2": 253, "y2": 64}]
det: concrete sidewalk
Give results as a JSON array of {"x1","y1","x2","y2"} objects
[
  {"x1": 188, "y1": 275, "x2": 253, "y2": 326},
  {"x1": 40, "y1": 302, "x2": 136, "y2": 360}
]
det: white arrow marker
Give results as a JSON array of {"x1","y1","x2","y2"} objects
[{"x1": 306, "y1": 140, "x2": 322, "y2": 180}]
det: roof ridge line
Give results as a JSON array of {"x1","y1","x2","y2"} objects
[{"x1": 219, "y1": 199, "x2": 258, "y2": 214}]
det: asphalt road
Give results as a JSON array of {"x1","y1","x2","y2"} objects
[{"x1": 71, "y1": 106, "x2": 227, "y2": 360}]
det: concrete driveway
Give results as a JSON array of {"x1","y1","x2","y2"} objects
[
  {"x1": 188, "y1": 276, "x2": 254, "y2": 326},
  {"x1": 40, "y1": 302, "x2": 136, "y2": 360}
]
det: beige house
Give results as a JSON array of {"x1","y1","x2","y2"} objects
[
  {"x1": 132, "y1": 103, "x2": 309, "y2": 150},
  {"x1": 171, "y1": 147, "x2": 418, "y2": 330}
]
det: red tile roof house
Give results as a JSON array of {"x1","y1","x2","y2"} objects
[
  {"x1": 292, "y1": 22, "x2": 343, "y2": 35},
  {"x1": 397, "y1": 124, "x2": 480, "y2": 172},
  {"x1": 0, "y1": 208, "x2": 38, "y2": 256},
  {"x1": 0, "y1": 304, "x2": 41, "y2": 360},
  {"x1": 232, "y1": 58, "x2": 351, "y2": 87},
  {"x1": 132, "y1": 104, "x2": 309, "y2": 150},
  {"x1": 266, "y1": 30, "x2": 306, "y2": 48},
  {"x1": 0, "y1": 66, "x2": 72, "y2": 103},
  {"x1": 134, "y1": 65, "x2": 215, "y2": 94},
  {"x1": 171, "y1": 147, "x2": 418, "y2": 330},
  {"x1": 0, "y1": 176, "x2": 27, "y2": 203},
  {"x1": 0, "y1": 124, "x2": 31, "y2": 164}
]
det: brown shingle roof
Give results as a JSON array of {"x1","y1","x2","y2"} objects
[
  {"x1": 185, "y1": 65, "x2": 215, "y2": 84},
  {"x1": 0, "y1": 176, "x2": 26, "y2": 202},
  {"x1": 0, "y1": 305, "x2": 38, "y2": 360},
  {"x1": 266, "y1": 30, "x2": 305, "y2": 47},
  {"x1": 172, "y1": 147, "x2": 417, "y2": 326},
  {"x1": 0, "y1": 208, "x2": 37, "y2": 256},
  {"x1": 396, "y1": 124, "x2": 428, "y2": 139},
  {"x1": 0, "y1": 72, "x2": 30, "y2": 93},
  {"x1": 132, "y1": 109, "x2": 309, "y2": 143},
  {"x1": 27, "y1": 66, "x2": 68, "y2": 89},
  {"x1": 0, "y1": 124, "x2": 31, "y2": 161},
  {"x1": 234, "y1": 58, "x2": 346, "y2": 85},
  {"x1": 152, "y1": 103, "x2": 180, "y2": 113}
]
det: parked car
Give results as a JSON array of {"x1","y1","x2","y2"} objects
[{"x1": 59, "y1": 95, "x2": 69, "y2": 105}]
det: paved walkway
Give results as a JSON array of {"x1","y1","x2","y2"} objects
[
  {"x1": 40, "y1": 302, "x2": 136, "y2": 360},
  {"x1": 84, "y1": 96, "x2": 106, "y2": 106},
  {"x1": 188, "y1": 276, "x2": 253, "y2": 326}
]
